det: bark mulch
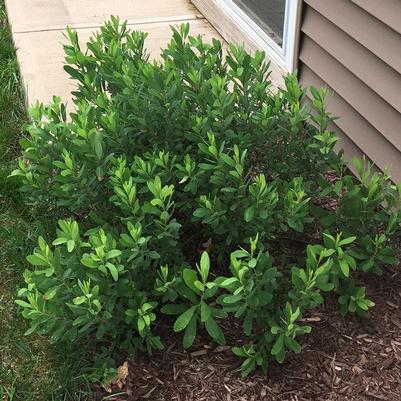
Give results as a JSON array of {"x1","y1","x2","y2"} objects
[{"x1": 95, "y1": 268, "x2": 401, "y2": 401}]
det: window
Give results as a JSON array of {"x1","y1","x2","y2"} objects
[
  {"x1": 232, "y1": 0, "x2": 286, "y2": 46},
  {"x1": 194, "y1": 0, "x2": 301, "y2": 72}
]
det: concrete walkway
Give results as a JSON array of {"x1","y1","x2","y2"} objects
[{"x1": 5, "y1": 0, "x2": 221, "y2": 106}]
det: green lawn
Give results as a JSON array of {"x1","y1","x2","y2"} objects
[{"x1": 0, "y1": 2, "x2": 93, "y2": 400}]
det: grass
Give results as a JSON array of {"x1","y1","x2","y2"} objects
[
  {"x1": 0, "y1": 210, "x2": 94, "y2": 401},
  {"x1": 0, "y1": 1, "x2": 94, "y2": 400},
  {"x1": 0, "y1": 1, "x2": 25, "y2": 162}
]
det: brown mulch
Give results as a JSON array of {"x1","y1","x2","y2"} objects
[{"x1": 95, "y1": 268, "x2": 401, "y2": 401}]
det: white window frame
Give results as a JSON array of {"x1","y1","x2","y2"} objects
[{"x1": 216, "y1": 0, "x2": 301, "y2": 72}]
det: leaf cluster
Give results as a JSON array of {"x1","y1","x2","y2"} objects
[{"x1": 12, "y1": 18, "x2": 401, "y2": 377}]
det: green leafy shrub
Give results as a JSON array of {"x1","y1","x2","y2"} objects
[{"x1": 12, "y1": 18, "x2": 401, "y2": 377}]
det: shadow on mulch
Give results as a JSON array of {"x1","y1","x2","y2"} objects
[{"x1": 95, "y1": 269, "x2": 401, "y2": 401}]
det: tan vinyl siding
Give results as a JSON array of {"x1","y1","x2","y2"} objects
[
  {"x1": 299, "y1": 0, "x2": 401, "y2": 181},
  {"x1": 304, "y1": 0, "x2": 401, "y2": 74},
  {"x1": 351, "y1": 0, "x2": 401, "y2": 35}
]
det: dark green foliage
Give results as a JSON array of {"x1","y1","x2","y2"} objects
[{"x1": 12, "y1": 17, "x2": 401, "y2": 377}]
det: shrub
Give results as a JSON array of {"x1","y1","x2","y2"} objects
[{"x1": 12, "y1": 18, "x2": 401, "y2": 377}]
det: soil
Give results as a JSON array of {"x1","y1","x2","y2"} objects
[{"x1": 94, "y1": 267, "x2": 401, "y2": 401}]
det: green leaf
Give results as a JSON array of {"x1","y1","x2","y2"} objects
[
  {"x1": 310, "y1": 85, "x2": 320, "y2": 101},
  {"x1": 271, "y1": 334, "x2": 285, "y2": 356},
  {"x1": 176, "y1": 283, "x2": 198, "y2": 303},
  {"x1": 287, "y1": 218, "x2": 303, "y2": 232},
  {"x1": 24, "y1": 326, "x2": 39, "y2": 336},
  {"x1": 338, "y1": 259, "x2": 349, "y2": 277},
  {"x1": 349, "y1": 300, "x2": 357, "y2": 313},
  {"x1": 106, "y1": 250, "x2": 122, "y2": 259},
  {"x1": 194, "y1": 280, "x2": 205, "y2": 292},
  {"x1": 96, "y1": 324, "x2": 107, "y2": 339},
  {"x1": 94, "y1": 135, "x2": 103, "y2": 159},
  {"x1": 285, "y1": 336, "x2": 301, "y2": 353},
  {"x1": 243, "y1": 311, "x2": 254, "y2": 336},
  {"x1": 248, "y1": 258, "x2": 257, "y2": 268},
  {"x1": 205, "y1": 316, "x2": 225, "y2": 345},
  {"x1": 232, "y1": 346, "x2": 247, "y2": 357},
  {"x1": 173, "y1": 305, "x2": 198, "y2": 332},
  {"x1": 26, "y1": 254, "x2": 48, "y2": 266},
  {"x1": 106, "y1": 263, "x2": 119, "y2": 281},
  {"x1": 52, "y1": 237, "x2": 67, "y2": 246},
  {"x1": 182, "y1": 269, "x2": 199, "y2": 293},
  {"x1": 161, "y1": 304, "x2": 188, "y2": 315},
  {"x1": 353, "y1": 157, "x2": 362, "y2": 174},
  {"x1": 63, "y1": 65, "x2": 82, "y2": 80},
  {"x1": 318, "y1": 282, "x2": 334, "y2": 292},
  {"x1": 81, "y1": 257, "x2": 97, "y2": 268},
  {"x1": 147, "y1": 251, "x2": 160, "y2": 259},
  {"x1": 220, "y1": 153, "x2": 236, "y2": 168},
  {"x1": 71, "y1": 222, "x2": 79, "y2": 239},
  {"x1": 320, "y1": 214, "x2": 337, "y2": 227},
  {"x1": 200, "y1": 301, "x2": 211, "y2": 322},
  {"x1": 244, "y1": 206, "x2": 255, "y2": 222},
  {"x1": 356, "y1": 299, "x2": 370, "y2": 311},
  {"x1": 193, "y1": 208, "x2": 209, "y2": 218},
  {"x1": 137, "y1": 317, "x2": 145, "y2": 332},
  {"x1": 240, "y1": 357, "x2": 256, "y2": 377},
  {"x1": 73, "y1": 296, "x2": 86, "y2": 305},
  {"x1": 334, "y1": 180, "x2": 342, "y2": 195},
  {"x1": 67, "y1": 239, "x2": 75, "y2": 253},
  {"x1": 125, "y1": 309, "x2": 135, "y2": 318},
  {"x1": 183, "y1": 314, "x2": 197, "y2": 349},
  {"x1": 15, "y1": 300, "x2": 32, "y2": 309},
  {"x1": 43, "y1": 287, "x2": 58, "y2": 301},
  {"x1": 338, "y1": 236, "x2": 356, "y2": 246},
  {"x1": 219, "y1": 277, "x2": 238, "y2": 287},
  {"x1": 72, "y1": 315, "x2": 89, "y2": 327},
  {"x1": 199, "y1": 251, "x2": 210, "y2": 283},
  {"x1": 223, "y1": 293, "x2": 242, "y2": 304}
]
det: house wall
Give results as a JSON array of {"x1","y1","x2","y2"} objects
[
  {"x1": 191, "y1": 0, "x2": 401, "y2": 180},
  {"x1": 298, "y1": 0, "x2": 401, "y2": 181}
]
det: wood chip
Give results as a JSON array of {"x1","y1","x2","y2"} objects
[
  {"x1": 301, "y1": 316, "x2": 322, "y2": 322},
  {"x1": 380, "y1": 356, "x2": 395, "y2": 370},
  {"x1": 94, "y1": 262, "x2": 401, "y2": 401},
  {"x1": 190, "y1": 349, "x2": 208, "y2": 357},
  {"x1": 386, "y1": 301, "x2": 399, "y2": 309}
]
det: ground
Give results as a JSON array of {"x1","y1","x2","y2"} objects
[{"x1": 92, "y1": 269, "x2": 401, "y2": 401}]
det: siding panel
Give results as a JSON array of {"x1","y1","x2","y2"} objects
[
  {"x1": 300, "y1": 38, "x2": 401, "y2": 149},
  {"x1": 351, "y1": 0, "x2": 401, "y2": 35},
  {"x1": 302, "y1": 65, "x2": 401, "y2": 182},
  {"x1": 302, "y1": 6, "x2": 401, "y2": 112},
  {"x1": 305, "y1": 0, "x2": 401, "y2": 73},
  {"x1": 299, "y1": 1, "x2": 401, "y2": 181}
]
